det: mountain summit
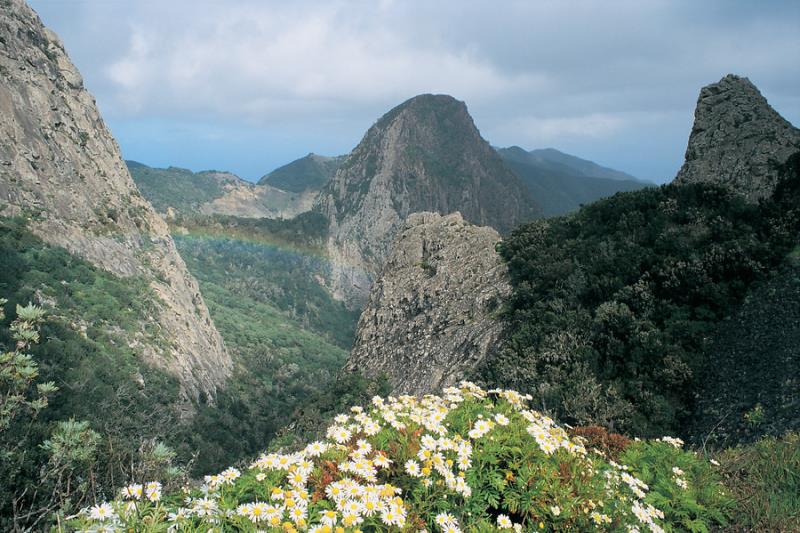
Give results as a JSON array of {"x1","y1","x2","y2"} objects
[
  {"x1": 314, "y1": 93, "x2": 538, "y2": 306},
  {"x1": 674, "y1": 74, "x2": 800, "y2": 200}
]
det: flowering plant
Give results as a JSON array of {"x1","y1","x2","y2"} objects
[{"x1": 67, "y1": 382, "x2": 729, "y2": 532}]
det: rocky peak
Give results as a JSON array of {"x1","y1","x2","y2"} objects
[
  {"x1": 314, "y1": 94, "x2": 537, "y2": 307},
  {"x1": 0, "y1": 0, "x2": 231, "y2": 400},
  {"x1": 344, "y1": 211, "x2": 510, "y2": 395},
  {"x1": 674, "y1": 74, "x2": 800, "y2": 200}
]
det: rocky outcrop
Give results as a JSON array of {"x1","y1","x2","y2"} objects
[
  {"x1": 0, "y1": 0, "x2": 231, "y2": 400},
  {"x1": 345, "y1": 212, "x2": 510, "y2": 395},
  {"x1": 200, "y1": 181, "x2": 316, "y2": 219},
  {"x1": 314, "y1": 94, "x2": 538, "y2": 307},
  {"x1": 674, "y1": 74, "x2": 800, "y2": 201}
]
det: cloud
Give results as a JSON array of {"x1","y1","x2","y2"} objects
[{"x1": 99, "y1": 2, "x2": 547, "y2": 122}]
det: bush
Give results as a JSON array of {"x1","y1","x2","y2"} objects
[
  {"x1": 66, "y1": 382, "x2": 730, "y2": 532},
  {"x1": 483, "y1": 175, "x2": 800, "y2": 438}
]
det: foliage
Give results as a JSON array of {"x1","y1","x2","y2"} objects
[
  {"x1": 0, "y1": 300, "x2": 54, "y2": 432},
  {"x1": 0, "y1": 218, "x2": 191, "y2": 528},
  {"x1": 620, "y1": 440, "x2": 733, "y2": 532},
  {"x1": 482, "y1": 175, "x2": 800, "y2": 437},
  {"x1": 66, "y1": 382, "x2": 730, "y2": 532},
  {"x1": 715, "y1": 433, "x2": 800, "y2": 531},
  {"x1": 170, "y1": 222, "x2": 358, "y2": 473}
]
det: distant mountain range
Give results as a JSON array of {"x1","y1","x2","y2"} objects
[{"x1": 496, "y1": 146, "x2": 650, "y2": 217}]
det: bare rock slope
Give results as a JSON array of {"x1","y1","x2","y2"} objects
[
  {"x1": 674, "y1": 74, "x2": 800, "y2": 200},
  {"x1": 0, "y1": 0, "x2": 231, "y2": 399},
  {"x1": 345, "y1": 212, "x2": 510, "y2": 395}
]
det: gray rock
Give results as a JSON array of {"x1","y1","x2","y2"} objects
[
  {"x1": 345, "y1": 212, "x2": 509, "y2": 395},
  {"x1": 0, "y1": 0, "x2": 231, "y2": 401},
  {"x1": 674, "y1": 74, "x2": 800, "y2": 200}
]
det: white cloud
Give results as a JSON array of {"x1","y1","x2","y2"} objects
[
  {"x1": 100, "y1": 2, "x2": 547, "y2": 122},
  {"x1": 28, "y1": 0, "x2": 800, "y2": 182}
]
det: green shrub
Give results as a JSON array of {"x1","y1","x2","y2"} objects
[{"x1": 66, "y1": 383, "x2": 730, "y2": 532}]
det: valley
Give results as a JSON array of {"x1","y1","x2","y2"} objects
[{"x1": 1, "y1": 0, "x2": 799, "y2": 531}]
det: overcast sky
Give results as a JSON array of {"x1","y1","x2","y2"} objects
[{"x1": 29, "y1": 0, "x2": 800, "y2": 183}]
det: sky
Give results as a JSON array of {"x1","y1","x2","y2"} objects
[{"x1": 29, "y1": 0, "x2": 800, "y2": 183}]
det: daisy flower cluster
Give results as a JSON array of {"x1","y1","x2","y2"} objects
[{"x1": 67, "y1": 381, "x2": 726, "y2": 532}]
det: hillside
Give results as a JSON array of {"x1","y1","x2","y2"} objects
[
  {"x1": 314, "y1": 94, "x2": 539, "y2": 306},
  {"x1": 128, "y1": 161, "x2": 315, "y2": 219},
  {"x1": 497, "y1": 147, "x2": 650, "y2": 217},
  {"x1": 259, "y1": 153, "x2": 345, "y2": 192}
]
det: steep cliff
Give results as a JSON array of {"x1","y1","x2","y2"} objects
[
  {"x1": 0, "y1": 0, "x2": 230, "y2": 399},
  {"x1": 674, "y1": 74, "x2": 800, "y2": 200},
  {"x1": 345, "y1": 212, "x2": 509, "y2": 395},
  {"x1": 314, "y1": 94, "x2": 537, "y2": 306}
]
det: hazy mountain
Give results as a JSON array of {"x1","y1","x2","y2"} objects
[
  {"x1": 259, "y1": 153, "x2": 345, "y2": 193},
  {"x1": 314, "y1": 93, "x2": 539, "y2": 306},
  {"x1": 500, "y1": 146, "x2": 642, "y2": 182},
  {"x1": 497, "y1": 147, "x2": 650, "y2": 217}
]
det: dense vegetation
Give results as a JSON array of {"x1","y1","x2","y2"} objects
[
  {"x1": 481, "y1": 163, "x2": 800, "y2": 439},
  {"x1": 173, "y1": 226, "x2": 360, "y2": 471},
  {"x1": 67, "y1": 382, "x2": 733, "y2": 532},
  {"x1": 0, "y1": 217, "x2": 188, "y2": 529},
  {"x1": 0, "y1": 216, "x2": 359, "y2": 527}
]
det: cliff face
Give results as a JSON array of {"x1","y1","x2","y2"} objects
[
  {"x1": 314, "y1": 94, "x2": 537, "y2": 307},
  {"x1": 345, "y1": 212, "x2": 510, "y2": 395},
  {"x1": 674, "y1": 74, "x2": 800, "y2": 200},
  {"x1": 0, "y1": 0, "x2": 231, "y2": 399}
]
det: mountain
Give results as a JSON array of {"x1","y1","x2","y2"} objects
[
  {"x1": 500, "y1": 146, "x2": 641, "y2": 182},
  {"x1": 0, "y1": 0, "x2": 230, "y2": 399},
  {"x1": 314, "y1": 94, "x2": 539, "y2": 306},
  {"x1": 674, "y1": 74, "x2": 800, "y2": 201},
  {"x1": 345, "y1": 212, "x2": 510, "y2": 394},
  {"x1": 259, "y1": 153, "x2": 345, "y2": 192},
  {"x1": 344, "y1": 75, "x2": 800, "y2": 444},
  {"x1": 497, "y1": 146, "x2": 650, "y2": 217},
  {"x1": 128, "y1": 161, "x2": 315, "y2": 219}
]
